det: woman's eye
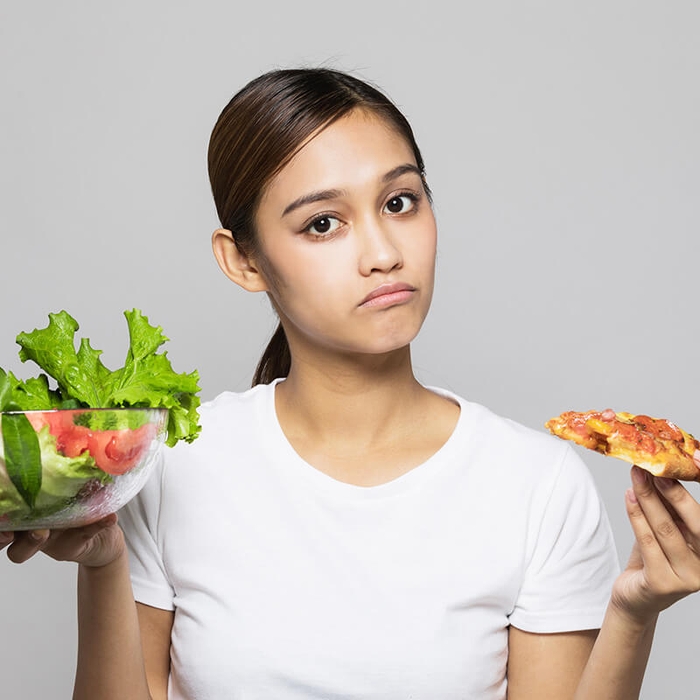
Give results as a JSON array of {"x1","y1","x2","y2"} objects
[
  {"x1": 383, "y1": 194, "x2": 416, "y2": 215},
  {"x1": 307, "y1": 216, "x2": 341, "y2": 236}
]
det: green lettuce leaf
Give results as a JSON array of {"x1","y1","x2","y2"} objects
[
  {"x1": 0, "y1": 451, "x2": 28, "y2": 517},
  {"x1": 16, "y1": 311, "x2": 107, "y2": 407},
  {"x1": 2, "y1": 412, "x2": 42, "y2": 508},
  {"x1": 0, "y1": 369, "x2": 10, "y2": 411},
  {"x1": 102, "y1": 310, "x2": 201, "y2": 446},
  {"x1": 3, "y1": 309, "x2": 201, "y2": 447},
  {"x1": 1, "y1": 368, "x2": 65, "y2": 413},
  {"x1": 0, "y1": 426, "x2": 110, "y2": 519},
  {"x1": 33, "y1": 426, "x2": 111, "y2": 509}
]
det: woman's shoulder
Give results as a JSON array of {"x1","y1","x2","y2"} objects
[
  {"x1": 433, "y1": 386, "x2": 562, "y2": 450},
  {"x1": 203, "y1": 381, "x2": 272, "y2": 409},
  {"x1": 164, "y1": 382, "x2": 275, "y2": 460},
  {"x1": 151, "y1": 382, "x2": 278, "y2": 498},
  {"x1": 198, "y1": 381, "x2": 275, "y2": 425},
  {"x1": 431, "y1": 385, "x2": 587, "y2": 486}
]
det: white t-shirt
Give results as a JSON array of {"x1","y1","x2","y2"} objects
[{"x1": 119, "y1": 380, "x2": 619, "y2": 700}]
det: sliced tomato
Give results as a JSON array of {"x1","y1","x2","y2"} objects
[
  {"x1": 52, "y1": 414, "x2": 91, "y2": 458},
  {"x1": 86, "y1": 424, "x2": 155, "y2": 475},
  {"x1": 27, "y1": 412, "x2": 91, "y2": 457},
  {"x1": 25, "y1": 413, "x2": 49, "y2": 432},
  {"x1": 26, "y1": 412, "x2": 155, "y2": 476}
]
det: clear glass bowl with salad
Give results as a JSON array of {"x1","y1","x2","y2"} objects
[
  {"x1": 0, "y1": 308, "x2": 201, "y2": 531},
  {"x1": 0, "y1": 407, "x2": 167, "y2": 530}
]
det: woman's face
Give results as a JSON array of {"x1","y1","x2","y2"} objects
[{"x1": 252, "y1": 109, "x2": 437, "y2": 360}]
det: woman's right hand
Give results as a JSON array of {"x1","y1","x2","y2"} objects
[{"x1": 0, "y1": 513, "x2": 125, "y2": 568}]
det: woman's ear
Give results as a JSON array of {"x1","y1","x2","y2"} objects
[{"x1": 211, "y1": 228, "x2": 269, "y2": 292}]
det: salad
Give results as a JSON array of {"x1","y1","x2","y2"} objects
[{"x1": 0, "y1": 309, "x2": 201, "y2": 527}]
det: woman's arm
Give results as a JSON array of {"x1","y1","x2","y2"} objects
[
  {"x1": 74, "y1": 550, "x2": 153, "y2": 700},
  {"x1": 506, "y1": 617, "x2": 654, "y2": 700},
  {"x1": 508, "y1": 465, "x2": 700, "y2": 699},
  {"x1": 507, "y1": 628, "x2": 597, "y2": 699},
  {"x1": 571, "y1": 605, "x2": 656, "y2": 700},
  {"x1": 136, "y1": 603, "x2": 174, "y2": 700},
  {"x1": 3, "y1": 515, "x2": 163, "y2": 700},
  {"x1": 573, "y1": 466, "x2": 700, "y2": 699}
]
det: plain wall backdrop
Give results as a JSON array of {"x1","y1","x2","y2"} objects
[{"x1": 1, "y1": 1, "x2": 698, "y2": 697}]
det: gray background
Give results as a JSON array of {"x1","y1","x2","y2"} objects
[{"x1": 1, "y1": 1, "x2": 698, "y2": 697}]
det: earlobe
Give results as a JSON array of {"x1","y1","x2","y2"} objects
[{"x1": 211, "y1": 228, "x2": 269, "y2": 293}]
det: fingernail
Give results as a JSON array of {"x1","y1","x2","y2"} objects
[
  {"x1": 694, "y1": 449, "x2": 700, "y2": 469},
  {"x1": 626, "y1": 487, "x2": 638, "y2": 504},
  {"x1": 631, "y1": 466, "x2": 648, "y2": 485},
  {"x1": 29, "y1": 530, "x2": 46, "y2": 542}
]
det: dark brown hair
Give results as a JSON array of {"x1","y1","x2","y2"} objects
[{"x1": 207, "y1": 67, "x2": 430, "y2": 386}]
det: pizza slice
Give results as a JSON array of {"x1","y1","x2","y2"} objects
[{"x1": 545, "y1": 409, "x2": 700, "y2": 481}]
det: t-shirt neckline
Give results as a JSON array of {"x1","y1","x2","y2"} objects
[{"x1": 258, "y1": 378, "x2": 472, "y2": 500}]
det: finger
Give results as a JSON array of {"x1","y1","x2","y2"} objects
[
  {"x1": 38, "y1": 514, "x2": 120, "y2": 563},
  {"x1": 5, "y1": 529, "x2": 51, "y2": 564},
  {"x1": 653, "y1": 477, "x2": 700, "y2": 542},
  {"x1": 625, "y1": 487, "x2": 671, "y2": 572},
  {"x1": 79, "y1": 513, "x2": 118, "y2": 537},
  {"x1": 629, "y1": 467, "x2": 697, "y2": 575},
  {"x1": 653, "y1": 481, "x2": 688, "y2": 525},
  {"x1": 651, "y1": 490, "x2": 696, "y2": 552},
  {"x1": 0, "y1": 531, "x2": 14, "y2": 550},
  {"x1": 61, "y1": 515, "x2": 117, "y2": 549},
  {"x1": 694, "y1": 449, "x2": 700, "y2": 469},
  {"x1": 641, "y1": 479, "x2": 700, "y2": 556}
]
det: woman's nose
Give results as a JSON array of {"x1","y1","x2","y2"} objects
[{"x1": 357, "y1": 216, "x2": 403, "y2": 276}]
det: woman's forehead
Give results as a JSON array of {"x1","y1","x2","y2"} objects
[{"x1": 260, "y1": 111, "x2": 417, "y2": 210}]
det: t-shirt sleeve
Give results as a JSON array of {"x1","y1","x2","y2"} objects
[
  {"x1": 508, "y1": 445, "x2": 620, "y2": 633},
  {"x1": 118, "y1": 454, "x2": 175, "y2": 611}
]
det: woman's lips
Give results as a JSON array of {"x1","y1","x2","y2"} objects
[{"x1": 359, "y1": 283, "x2": 416, "y2": 308}]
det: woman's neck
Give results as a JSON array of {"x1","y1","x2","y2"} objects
[
  {"x1": 276, "y1": 345, "x2": 422, "y2": 443},
  {"x1": 272, "y1": 345, "x2": 460, "y2": 486}
]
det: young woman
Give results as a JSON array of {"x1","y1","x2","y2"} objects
[{"x1": 3, "y1": 68, "x2": 700, "y2": 700}]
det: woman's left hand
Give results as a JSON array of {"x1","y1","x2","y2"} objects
[{"x1": 611, "y1": 464, "x2": 700, "y2": 626}]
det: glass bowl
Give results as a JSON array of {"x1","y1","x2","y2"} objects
[{"x1": 0, "y1": 407, "x2": 167, "y2": 531}]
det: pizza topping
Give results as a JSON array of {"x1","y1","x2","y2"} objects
[
  {"x1": 612, "y1": 421, "x2": 658, "y2": 455},
  {"x1": 633, "y1": 414, "x2": 684, "y2": 442},
  {"x1": 570, "y1": 413, "x2": 592, "y2": 437}
]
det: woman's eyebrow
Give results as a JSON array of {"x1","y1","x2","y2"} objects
[
  {"x1": 282, "y1": 188, "x2": 345, "y2": 217},
  {"x1": 281, "y1": 163, "x2": 422, "y2": 218},
  {"x1": 382, "y1": 163, "x2": 422, "y2": 183}
]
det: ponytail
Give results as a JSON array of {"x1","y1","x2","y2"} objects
[{"x1": 252, "y1": 322, "x2": 291, "y2": 386}]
